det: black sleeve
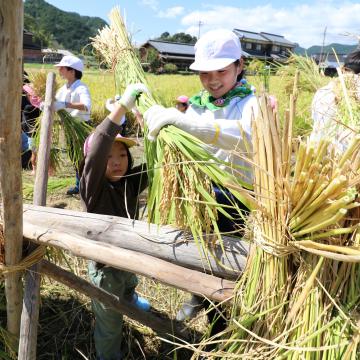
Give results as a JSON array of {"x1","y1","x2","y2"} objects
[{"x1": 80, "y1": 117, "x2": 122, "y2": 210}]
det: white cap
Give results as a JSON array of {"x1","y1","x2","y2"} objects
[
  {"x1": 54, "y1": 55, "x2": 84, "y2": 72},
  {"x1": 190, "y1": 29, "x2": 242, "y2": 72}
]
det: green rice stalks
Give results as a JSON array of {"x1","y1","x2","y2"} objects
[
  {"x1": 57, "y1": 110, "x2": 92, "y2": 167},
  {"x1": 276, "y1": 53, "x2": 327, "y2": 94},
  {"x1": 33, "y1": 111, "x2": 92, "y2": 170}
]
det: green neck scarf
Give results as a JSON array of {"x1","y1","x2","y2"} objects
[{"x1": 189, "y1": 82, "x2": 253, "y2": 111}]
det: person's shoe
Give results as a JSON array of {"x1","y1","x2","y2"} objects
[
  {"x1": 132, "y1": 293, "x2": 151, "y2": 312},
  {"x1": 176, "y1": 295, "x2": 203, "y2": 321},
  {"x1": 66, "y1": 186, "x2": 79, "y2": 195}
]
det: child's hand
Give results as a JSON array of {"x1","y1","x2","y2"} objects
[
  {"x1": 119, "y1": 83, "x2": 149, "y2": 111},
  {"x1": 144, "y1": 105, "x2": 186, "y2": 141}
]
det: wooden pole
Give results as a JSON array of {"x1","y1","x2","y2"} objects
[
  {"x1": 18, "y1": 73, "x2": 56, "y2": 359},
  {"x1": 23, "y1": 222, "x2": 235, "y2": 302},
  {"x1": 0, "y1": 0, "x2": 24, "y2": 340},
  {"x1": 32, "y1": 72, "x2": 56, "y2": 203},
  {"x1": 40, "y1": 260, "x2": 190, "y2": 340},
  {"x1": 21, "y1": 205, "x2": 249, "y2": 279}
]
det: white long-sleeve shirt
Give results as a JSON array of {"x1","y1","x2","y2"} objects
[
  {"x1": 184, "y1": 94, "x2": 258, "y2": 186},
  {"x1": 56, "y1": 79, "x2": 91, "y2": 122},
  {"x1": 310, "y1": 81, "x2": 355, "y2": 153}
]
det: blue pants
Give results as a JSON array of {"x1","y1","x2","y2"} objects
[{"x1": 88, "y1": 261, "x2": 138, "y2": 360}]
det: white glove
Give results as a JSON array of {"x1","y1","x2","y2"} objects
[
  {"x1": 105, "y1": 94, "x2": 121, "y2": 112},
  {"x1": 105, "y1": 96, "x2": 126, "y2": 125},
  {"x1": 39, "y1": 100, "x2": 66, "y2": 112},
  {"x1": 144, "y1": 105, "x2": 186, "y2": 141},
  {"x1": 118, "y1": 83, "x2": 149, "y2": 111},
  {"x1": 53, "y1": 100, "x2": 67, "y2": 112}
]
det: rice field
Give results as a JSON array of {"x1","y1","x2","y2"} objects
[{"x1": 25, "y1": 63, "x2": 321, "y2": 136}]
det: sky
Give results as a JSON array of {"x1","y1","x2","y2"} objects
[{"x1": 43, "y1": 0, "x2": 360, "y2": 48}]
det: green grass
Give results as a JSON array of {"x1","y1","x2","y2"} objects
[{"x1": 22, "y1": 177, "x2": 74, "y2": 201}]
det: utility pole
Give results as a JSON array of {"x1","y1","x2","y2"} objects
[
  {"x1": 319, "y1": 26, "x2": 327, "y2": 65},
  {"x1": 197, "y1": 20, "x2": 203, "y2": 39}
]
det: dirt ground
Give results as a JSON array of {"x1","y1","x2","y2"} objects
[{"x1": 7, "y1": 145, "x2": 208, "y2": 360}]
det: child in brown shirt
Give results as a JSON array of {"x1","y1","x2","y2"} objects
[{"x1": 80, "y1": 84, "x2": 149, "y2": 360}]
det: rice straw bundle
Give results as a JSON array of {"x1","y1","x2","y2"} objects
[
  {"x1": 205, "y1": 81, "x2": 360, "y2": 359},
  {"x1": 276, "y1": 53, "x2": 327, "y2": 93},
  {"x1": 27, "y1": 70, "x2": 60, "y2": 99},
  {"x1": 91, "y1": 8, "x2": 254, "y2": 252}
]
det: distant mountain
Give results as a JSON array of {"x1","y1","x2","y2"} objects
[
  {"x1": 306, "y1": 43, "x2": 358, "y2": 55},
  {"x1": 294, "y1": 43, "x2": 358, "y2": 56},
  {"x1": 294, "y1": 46, "x2": 307, "y2": 55},
  {"x1": 24, "y1": 0, "x2": 107, "y2": 53}
]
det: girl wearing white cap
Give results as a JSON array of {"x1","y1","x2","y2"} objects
[
  {"x1": 54, "y1": 55, "x2": 92, "y2": 195},
  {"x1": 144, "y1": 29, "x2": 258, "y2": 336}
]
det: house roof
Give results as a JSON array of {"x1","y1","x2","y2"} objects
[
  {"x1": 145, "y1": 40, "x2": 195, "y2": 56},
  {"x1": 233, "y1": 29, "x2": 268, "y2": 42},
  {"x1": 143, "y1": 39, "x2": 251, "y2": 58},
  {"x1": 260, "y1": 32, "x2": 296, "y2": 46},
  {"x1": 42, "y1": 48, "x2": 75, "y2": 57},
  {"x1": 23, "y1": 29, "x2": 41, "y2": 50},
  {"x1": 233, "y1": 29, "x2": 296, "y2": 47}
]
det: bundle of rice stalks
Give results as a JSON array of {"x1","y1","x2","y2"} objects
[
  {"x1": 27, "y1": 70, "x2": 60, "y2": 99},
  {"x1": 334, "y1": 69, "x2": 360, "y2": 127},
  {"x1": 57, "y1": 110, "x2": 92, "y2": 167},
  {"x1": 205, "y1": 82, "x2": 360, "y2": 359},
  {"x1": 276, "y1": 53, "x2": 327, "y2": 94},
  {"x1": 91, "y1": 8, "x2": 254, "y2": 253},
  {"x1": 91, "y1": 9, "x2": 158, "y2": 111}
]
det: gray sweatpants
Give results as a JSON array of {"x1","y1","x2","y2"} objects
[{"x1": 88, "y1": 261, "x2": 138, "y2": 360}]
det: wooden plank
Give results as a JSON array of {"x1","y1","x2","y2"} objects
[
  {"x1": 21, "y1": 204, "x2": 249, "y2": 279},
  {"x1": 23, "y1": 221, "x2": 235, "y2": 302},
  {"x1": 18, "y1": 72, "x2": 56, "y2": 360},
  {"x1": 0, "y1": 0, "x2": 24, "y2": 339},
  {"x1": 40, "y1": 260, "x2": 189, "y2": 339}
]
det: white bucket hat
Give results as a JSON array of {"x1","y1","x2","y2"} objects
[
  {"x1": 190, "y1": 29, "x2": 242, "y2": 72},
  {"x1": 54, "y1": 55, "x2": 84, "y2": 72}
]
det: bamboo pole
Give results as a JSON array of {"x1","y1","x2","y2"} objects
[
  {"x1": 23, "y1": 221, "x2": 235, "y2": 302},
  {"x1": 18, "y1": 72, "x2": 56, "y2": 359},
  {"x1": 40, "y1": 260, "x2": 190, "y2": 340},
  {"x1": 0, "y1": 0, "x2": 24, "y2": 341}
]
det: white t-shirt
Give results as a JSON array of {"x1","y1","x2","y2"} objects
[
  {"x1": 185, "y1": 94, "x2": 258, "y2": 185},
  {"x1": 56, "y1": 79, "x2": 91, "y2": 122}
]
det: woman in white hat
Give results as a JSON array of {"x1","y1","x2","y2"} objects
[
  {"x1": 144, "y1": 29, "x2": 259, "y2": 338},
  {"x1": 54, "y1": 55, "x2": 92, "y2": 195}
]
